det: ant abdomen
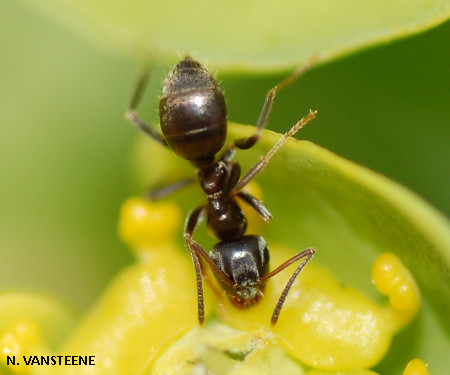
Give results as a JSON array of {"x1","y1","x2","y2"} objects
[
  {"x1": 210, "y1": 235, "x2": 270, "y2": 308},
  {"x1": 159, "y1": 58, "x2": 228, "y2": 161}
]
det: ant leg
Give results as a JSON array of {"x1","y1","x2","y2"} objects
[
  {"x1": 184, "y1": 206, "x2": 207, "y2": 324},
  {"x1": 229, "y1": 58, "x2": 316, "y2": 152},
  {"x1": 125, "y1": 68, "x2": 168, "y2": 147},
  {"x1": 232, "y1": 109, "x2": 317, "y2": 193},
  {"x1": 236, "y1": 191, "x2": 272, "y2": 222},
  {"x1": 184, "y1": 206, "x2": 235, "y2": 324},
  {"x1": 197, "y1": 258, "x2": 225, "y2": 302},
  {"x1": 145, "y1": 178, "x2": 195, "y2": 200},
  {"x1": 260, "y1": 248, "x2": 315, "y2": 325},
  {"x1": 220, "y1": 146, "x2": 237, "y2": 165},
  {"x1": 195, "y1": 258, "x2": 229, "y2": 323},
  {"x1": 226, "y1": 162, "x2": 241, "y2": 192}
]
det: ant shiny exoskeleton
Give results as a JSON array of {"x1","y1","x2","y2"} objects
[{"x1": 126, "y1": 57, "x2": 317, "y2": 325}]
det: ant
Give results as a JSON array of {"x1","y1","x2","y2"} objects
[{"x1": 126, "y1": 57, "x2": 317, "y2": 326}]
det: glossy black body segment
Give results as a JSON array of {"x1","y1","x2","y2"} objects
[
  {"x1": 160, "y1": 59, "x2": 227, "y2": 161},
  {"x1": 210, "y1": 235, "x2": 269, "y2": 308}
]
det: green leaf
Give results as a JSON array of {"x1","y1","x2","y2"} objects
[
  {"x1": 19, "y1": 0, "x2": 450, "y2": 70},
  {"x1": 134, "y1": 122, "x2": 450, "y2": 374}
]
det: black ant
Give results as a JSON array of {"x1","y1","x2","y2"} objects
[{"x1": 126, "y1": 57, "x2": 317, "y2": 326}]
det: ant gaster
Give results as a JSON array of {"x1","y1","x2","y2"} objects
[{"x1": 126, "y1": 57, "x2": 317, "y2": 325}]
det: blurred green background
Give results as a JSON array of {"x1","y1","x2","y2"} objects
[{"x1": 0, "y1": 0, "x2": 448, "y2": 311}]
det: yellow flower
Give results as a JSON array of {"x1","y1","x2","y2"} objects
[{"x1": 1, "y1": 126, "x2": 448, "y2": 375}]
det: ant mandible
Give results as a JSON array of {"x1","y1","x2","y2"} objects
[{"x1": 126, "y1": 57, "x2": 317, "y2": 326}]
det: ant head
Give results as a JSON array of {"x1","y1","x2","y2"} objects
[
  {"x1": 210, "y1": 235, "x2": 270, "y2": 307},
  {"x1": 159, "y1": 58, "x2": 228, "y2": 161}
]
